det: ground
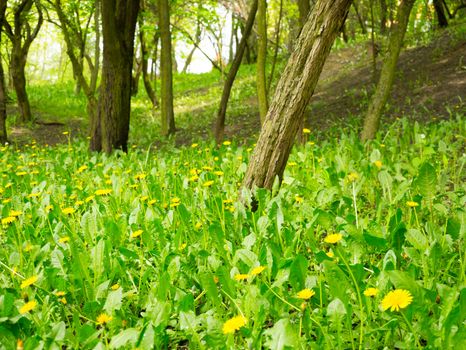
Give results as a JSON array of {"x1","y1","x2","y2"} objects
[{"x1": 7, "y1": 27, "x2": 466, "y2": 146}]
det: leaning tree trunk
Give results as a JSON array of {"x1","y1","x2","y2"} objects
[
  {"x1": 158, "y1": 0, "x2": 176, "y2": 136},
  {"x1": 243, "y1": 0, "x2": 352, "y2": 191},
  {"x1": 0, "y1": 0, "x2": 7, "y2": 143},
  {"x1": 93, "y1": 0, "x2": 140, "y2": 153},
  {"x1": 360, "y1": 0, "x2": 415, "y2": 141},
  {"x1": 214, "y1": 0, "x2": 258, "y2": 144},
  {"x1": 433, "y1": 0, "x2": 448, "y2": 27},
  {"x1": 256, "y1": 0, "x2": 268, "y2": 123}
]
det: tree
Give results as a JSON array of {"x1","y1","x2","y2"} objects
[
  {"x1": 48, "y1": 0, "x2": 101, "y2": 146},
  {"x1": 214, "y1": 0, "x2": 258, "y2": 144},
  {"x1": 360, "y1": 0, "x2": 415, "y2": 141},
  {"x1": 3, "y1": 0, "x2": 43, "y2": 123},
  {"x1": 243, "y1": 0, "x2": 352, "y2": 191},
  {"x1": 256, "y1": 0, "x2": 268, "y2": 123},
  {"x1": 0, "y1": 0, "x2": 7, "y2": 143},
  {"x1": 158, "y1": 0, "x2": 176, "y2": 136},
  {"x1": 433, "y1": 0, "x2": 448, "y2": 27},
  {"x1": 91, "y1": 0, "x2": 140, "y2": 153}
]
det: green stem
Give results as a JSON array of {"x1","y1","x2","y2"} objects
[
  {"x1": 336, "y1": 247, "x2": 365, "y2": 350},
  {"x1": 400, "y1": 311, "x2": 421, "y2": 349}
]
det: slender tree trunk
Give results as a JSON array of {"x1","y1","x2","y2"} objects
[
  {"x1": 352, "y1": 2, "x2": 367, "y2": 34},
  {"x1": 242, "y1": 0, "x2": 352, "y2": 191},
  {"x1": 140, "y1": 27, "x2": 159, "y2": 108},
  {"x1": 11, "y1": 54, "x2": 32, "y2": 123},
  {"x1": 380, "y1": 0, "x2": 387, "y2": 34},
  {"x1": 256, "y1": 0, "x2": 268, "y2": 123},
  {"x1": 267, "y1": 0, "x2": 283, "y2": 96},
  {"x1": 0, "y1": 0, "x2": 7, "y2": 143},
  {"x1": 214, "y1": 0, "x2": 258, "y2": 144},
  {"x1": 297, "y1": 0, "x2": 310, "y2": 26},
  {"x1": 158, "y1": 0, "x2": 176, "y2": 136},
  {"x1": 433, "y1": 0, "x2": 448, "y2": 27},
  {"x1": 361, "y1": 0, "x2": 415, "y2": 141},
  {"x1": 93, "y1": 0, "x2": 140, "y2": 153},
  {"x1": 182, "y1": 16, "x2": 201, "y2": 74}
]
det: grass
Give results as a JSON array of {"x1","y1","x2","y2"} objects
[{"x1": 0, "y1": 114, "x2": 464, "y2": 349}]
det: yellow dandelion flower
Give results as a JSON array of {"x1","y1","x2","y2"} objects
[
  {"x1": 62, "y1": 131, "x2": 69, "y2": 135},
  {"x1": 148, "y1": 199, "x2": 157, "y2": 205},
  {"x1": 54, "y1": 291, "x2": 66, "y2": 297},
  {"x1": 75, "y1": 200, "x2": 84, "y2": 206},
  {"x1": 59, "y1": 297, "x2": 67, "y2": 304},
  {"x1": 24, "y1": 243, "x2": 33, "y2": 252},
  {"x1": 20, "y1": 276, "x2": 38, "y2": 289},
  {"x1": 406, "y1": 201, "x2": 419, "y2": 208},
  {"x1": 324, "y1": 233, "x2": 343, "y2": 244},
  {"x1": 364, "y1": 287, "x2": 379, "y2": 297},
  {"x1": 95, "y1": 189, "x2": 112, "y2": 196},
  {"x1": 234, "y1": 274, "x2": 250, "y2": 281},
  {"x1": 19, "y1": 300, "x2": 37, "y2": 314},
  {"x1": 85, "y1": 195, "x2": 95, "y2": 202},
  {"x1": 223, "y1": 141, "x2": 231, "y2": 146},
  {"x1": 214, "y1": 171, "x2": 224, "y2": 176},
  {"x1": 134, "y1": 173, "x2": 146, "y2": 180},
  {"x1": 2, "y1": 216, "x2": 16, "y2": 225},
  {"x1": 111, "y1": 284, "x2": 120, "y2": 290},
  {"x1": 222, "y1": 315, "x2": 247, "y2": 334},
  {"x1": 381, "y1": 289, "x2": 413, "y2": 312},
  {"x1": 9, "y1": 210, "x2": 22, "y2": 217},
  {"x1": 203, "y1": 180, "x2": 214, "y2": 187},
  {"x1": 297, "y1": 288, "x2": 315, "y2": 300},
  {"x1": 45, "y1": 205, "x2": 53, "y2": 212},
  {"x1": 326, "y1": 251, "x2": 335, "y2": 258},
  {"x1": 131, "y1": 230, "x2": 143, "y2": 239},
  {"x1": 250, "y1": 266, "x2": 266, "y2": 276},
  {"x1": 288, "y1": 162, "x2": 297, "y2": 167},
  {"x1": 303, "y1": 128, "x2": 311, "y2": 134},
  {"x1": 180, "y1": 243, "x2": 187, "y2": 250},
  {"x1": 295, "y1": 196, "x2": 303, "y2": 204},
  {"x1": 347, "y1": 172, "x2": 359, "y2": 182},
  {"x1": 374, "y1": 160, "x2": 382, "y2": 169},
  {"x1": 27, "y1": 192, "x2": 40, "y2": 198},
  {"x1": 62, "y1": 207, "x2": 75, "y2": 215},
  {"x1": 77, "y1": 165, "x2": 88, "y2": 173},
  {"x1": 96, "y1": 313, "x2": 113, "y2": 325},
  {"x1": 16, "y1": 171, "x2": 27, "y2": 176},
  {"x1": 191, "y1": 143, "x2": 198, "y2": 148},
  {"x1": 189, "y1": 175, "x2": 199, "y2": 182},
  {"x1": 58, "y1": 236, "x2": 70, "y2": 244},
  {"x1": 194, "y1": 222, "x2": 202, "y2": 230},
  {"x1": 202, "y1": 166, "x2": 213, "y2": 171}
]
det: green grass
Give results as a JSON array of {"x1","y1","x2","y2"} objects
[{"x1": 0, "y1": 115, "x2": 464, "y2": 349}]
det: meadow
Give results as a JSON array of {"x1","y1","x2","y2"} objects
[{"x1": 0, "y1": 113, "x2": 464, "y2": 349}]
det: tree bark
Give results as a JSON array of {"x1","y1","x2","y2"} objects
[
  {"x1": 140, "y1": 26, "x2": 159, "y2": 108},
  {"x1": 256, "y1": 0, "x2": 268, "y2": 123},
  {"x1": 433, "y1": 0, "x2": 448, "y2": 27},
  {"x1": 243, "y1": 0, "x2": 352, "y2": 191},
  {"x1": 214, "y1": 0, "x2": 258, "y2": 144},
  {"x1": 267, "y1": 0, "x2": 283, "y2": 96},
  {"x1": 352, "y1": 2, "x2": 367, "y2": 34},
  {"x1": 0, "y1": 0, "x2": 7, "y2": 143},
  {"x1": 297, "y1": 0, "x2": 310, "y2": 27},
  {"x1": 3, "y1": 0, "x2": 43, "y2": 123},
  {"x1": 93, "y1": 0, "x2": 140, "y2": 153},
  {"x1": 361, "y1": 0, "x2": 415, "y2": 141},
  {"x1": 380, "y1": 0, "x2": 387, "y2": 34},
  {"x1": 158, "y1": 0, "x2": 176, "y2": 136}
]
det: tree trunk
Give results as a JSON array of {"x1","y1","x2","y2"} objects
[
  {"x1": 140, "y1": 27, "x2": 159, "y2": 108},
  {"x1": 352, "y1": 2, "x2": 367, "y2": 34},
  {"x1": 361, "y1": 0, "x2": 415, "y2": 141},
  {"x1": 380, "y1": 0, "x2": 387, "y2": 34},
  {"x1": 267, "y1": 0, "x2": 283, "y2": 96},
  {"x1": 11, "y1": 54, "x2": 32, "y2": 123},
  {"x1": 256, "y1": 0, "x2": 268, "y2": 123},
  {"x1": 214, "y1": 0, "x2": 258, "y2": 144},
  {"x1": 297, "y1": 0, "x2": 310, "y2": 26},
  {"x1": 433, "y1": 0, "x2": 448, "y2": 27},
  {"x1": 158, "y1": 0, "x2": 176, "y2": 136},
  {"x1": 243, "y1": 0, "x2": 352, "y2": 191},
  {"x1": 0, "y1": 0, "x2": 7, "y2": 143},
  {"x1": 93, "y1": 0, "x2": 140, "y2": 153}
]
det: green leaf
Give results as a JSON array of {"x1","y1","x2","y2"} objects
[
  {"x1": 289, "y1": 254, "x2": 308, "y2": 291},
  {"x1": 110, "y1": 328, "x2": 139, "y2": 348},
  {"x1": 414, "y1": 162, "x2": 437, "y2": 199},
  {"x1": 264, "y1": 318, "x2": 299, "y2": 350},
  {"x1": 103, "y1": 288, "x2": 123, "y2": 313},
  {"x1": 406, "y1": 229, "x2": 428, "y2": 250},
  {"x1": 327, "y1": 298, "x2": 347, "y2": 319}
]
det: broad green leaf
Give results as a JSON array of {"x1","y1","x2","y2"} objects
[
  {"x1": 414, "y1": 162, "x2": 437, "y2": 199},
  {"x1": 110, "y1": 329, "x2": 139, "y2": 348},
  {"x1": 264, "y1": 318, "x2": 299, "y2": 350}
]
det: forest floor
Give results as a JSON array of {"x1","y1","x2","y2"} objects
[{"x1": 8, "y1": 26, "x2": 466, "y2": 146}]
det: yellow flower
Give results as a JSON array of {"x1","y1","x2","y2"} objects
[
  {"x1": 234, "y1": 274, "x2": 250, "y2": 281},
  {"x1": 250, "y1": 266, "x2": 266, "y2": 276},
  {"x1": 20, "y1": 275, "x2": 38, "y2": 289},
  {"x1": 214, "y1": 171, "x2": 224, "y2": 176},
  {"x1": 324, "y1": 233, "x2": 343, "y2": 244},
  {"x1": 134, "y1": 173, "x2": 146, "y2": 180},
  {"x1": 297, "y1": 288, "x2": 315, "y2": 300},
  {"x1": 9, "y1": 210, "x2": 22, "y2": 217},
  {"x1": 96, "y1": 313, "x2": 113, "y2": 325},
  {"x1": 203, "y1": 180, "x2": 214, "y2": 187},
  {"x1": 131, "y1": 230, "x2": 143, "y2": 239},
  {"x1": 194, "y1": 222, "x2": 203, "y2": 230},
  {"x1": 27, "y1": 192, "x2": 40, "y2": 198},
  {"x1": 326, "y1": 251, "x2": 335, "y2": 258},
  {"x1": 303, "y1": 128, "x2": 311, "y2": 134},
  {"x1": 59, "y1": 297, "x2": 67, "y2": 304},
  {"x1": 295, "y1": 196, "x2": 303, "y2": 204},
  {"x1": 347, "y1": 172, "x2": 359, "y2": 182},
  {"x1": 2, "y1": 216, "x2": 16, "y2": 225},
  {"x1": 148, "y1": 199, "x2": 157, "y2": 205},
  {"x1": 19, "y1": 300, "x2": 37, "y2": 314},
  {"x1": 170, "y1": 197, "x2": 181, "y2": 208},
  {"x1": 77, "y1": 165, "x2": 88, "y2": 173},
  {"x1": 374, "y1": 160, "x2": 383, "y2": 169},
  {"x1": 58, "y1": 236, "x2": 70, "y2": 244},
  {"x1": 223, "y1": 141, "x2": 231, "y2": 146},
  {"x1": 364, "y1": 287, "x2": 379, "y2": 297},
  {"x1": 202, "y1": 166, "x2": 213, "y2": 171},
  {"x1": 222, "y1": 315, "x2": 247, "y2": 334},
  {"x1": 95, "y1": 189, "x2": 112, "y2": 196},
  {"x1": 85, "y1": 195, "x2": 95, "y2": 202},
  {"x1": 111, "y1": 284, "x2": 120, "y2": 290},
  {"x1": 191, "y1": 143, "x2": 198, "y2": 148},
  {"x1": 62, "y1": 207, "x2": 75, "y2": 215},
  {"x1": 16, "y1": 171, "x2": 27, "y2": 176},
  {"x1": 54, "y1": 291, "x2": 66, "y2": 297},
  {"x1": 406, "y1": 201, "x2": 419, "y2": 208},
  {"x1": 381, "y1": 289, "x2": 413, "y2": 311}
]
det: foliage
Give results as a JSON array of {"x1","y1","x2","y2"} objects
[{"x1": 0, "y1": 115, "x2": 464, "y2": 348}]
